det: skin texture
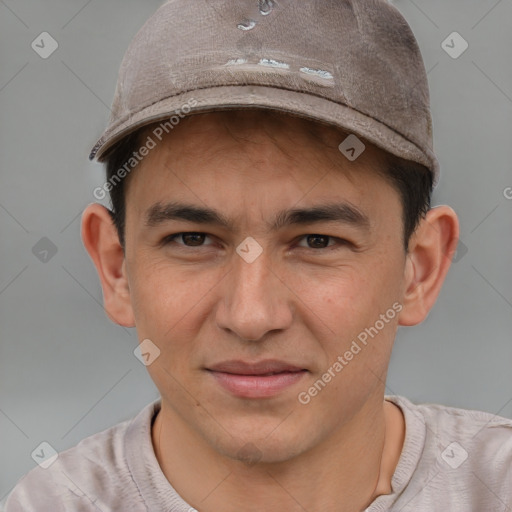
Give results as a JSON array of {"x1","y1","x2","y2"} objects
[{"x1": 82, "y1": 110, "x2": 459, "y2": 512}]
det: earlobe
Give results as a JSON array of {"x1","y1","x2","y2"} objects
[
  {"x1": 398, "y1": 206, "x2": 459, "y2": 326},
  {"x1": 81, "y1": 203, "x2": 136, "y2": 327}
]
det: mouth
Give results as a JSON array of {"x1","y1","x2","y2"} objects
[{"x1": 206, "y1": 360, "x2": 308, "y2": 398}]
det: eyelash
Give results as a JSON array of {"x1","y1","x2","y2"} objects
[{"x1": 161, "y1": 232, "x2": 349, "y2": 251}]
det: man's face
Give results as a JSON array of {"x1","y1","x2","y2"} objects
[{"x1": 123, "y1": 110, "x2": 408, "y2": 463}]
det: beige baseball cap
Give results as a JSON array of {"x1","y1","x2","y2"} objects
[{"x1": 89, "y1": 0, "x2": 439, "y2": 185}]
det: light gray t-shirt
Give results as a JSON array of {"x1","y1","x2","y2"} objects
[{"x1": 4, "y1": 395, "x2": 512, "y2": 511}]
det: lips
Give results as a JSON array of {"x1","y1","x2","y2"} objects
[
  {"x1": 208, "y1": 359, "x2": 305, "y2": 375},
  {"x1": 206, "y1": 360, "x2": 307, "y2": 398}
]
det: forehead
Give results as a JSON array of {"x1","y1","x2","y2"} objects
[
  {"x1": 122, "y1": 110, "x2": 403, "y2": 246},
  {"x1": 131, "y1": 110, "x2": 390, "y2": 185},
  {"x1": 122, "y1": 111, "x2": 400, "y2": 239},
  {"x1": 122, "y1": 111, "x2": 398, "y2": 230}
]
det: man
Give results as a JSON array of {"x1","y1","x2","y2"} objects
[{"x1": 5, "y1": 1, "x2": 512, "y2": 511}]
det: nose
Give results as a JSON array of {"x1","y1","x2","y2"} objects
[{"x1": 215, "y1": 249, "x2": 293, "y2": 342}]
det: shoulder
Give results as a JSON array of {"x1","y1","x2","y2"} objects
[
  {"x1": 388, "y1": 395, "x2": 512, "y2": 508},
  {"x1": 4, "y1": 402, "x2": 158, "y2": 512},
  {"x1": 412, "y1": 397, "x2": 512, "y2": 450},
  {"x1": 390, "y1": 394, "x2": 512, "y2": 442},
  {"x1": 397, "y1": 395, "x2": 512, "y2": 461}
]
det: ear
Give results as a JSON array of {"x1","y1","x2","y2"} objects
[
  {"x1": 81, "y1": 203, "x2": 135, "y2": 327},
  {"x1": 398, "y1": 205, "x2": 459, "y2": 326}
]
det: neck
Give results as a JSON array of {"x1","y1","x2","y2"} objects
[{"x1": 152, "y1": 397, "x2": 404, "y2": 512}]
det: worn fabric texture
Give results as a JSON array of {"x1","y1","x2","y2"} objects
[
  {"x1": 5, "y1": 395, "x2": 512, "y2": 511},
  {"x1": 89, "y1": 0, "x2": 439, "y2": 185}
]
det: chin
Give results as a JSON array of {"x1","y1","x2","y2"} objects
[{"x1": 207, "y1": 422, "x2": 311, "y2": 466}]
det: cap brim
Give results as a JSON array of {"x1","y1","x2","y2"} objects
[{"x1": 89, "y1": 85, "x2": 439, "y2": 185}]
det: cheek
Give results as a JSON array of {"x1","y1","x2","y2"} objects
[
  {"x1": 308, "y1": 261, "x2": 403, "y2": 365},
  {"x1": 128, "y1": 258, "x2": 222, "y2": 349},
  {"x1": 305, "y1": 268, "x2": 387, "y2": 330},
  {"x1": 130, "y1": 263, "x2": 174, "y2": 333}
]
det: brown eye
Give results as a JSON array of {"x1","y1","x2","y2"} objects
[
  {"x1": 298, "y1": 234, "x2": 353, "y2": 252},
  {"x1": 181, "y1": 233, "x2": 206, "y2": 246},
  {"x1": 163, "y1": 232, "x2": 213, "y2": 247},
  {"x1": 306, "y1": 234, "x2": 330, "y2": 249},
  {"x1": 297, "y1": 234, "x2": 337, "y2": 249}
]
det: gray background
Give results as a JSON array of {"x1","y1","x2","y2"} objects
[{"x1": 1, "y1": 0, "x2": 511, "y2": 502}]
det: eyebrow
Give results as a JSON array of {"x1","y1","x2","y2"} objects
[{"x1": 144, "y1": 201, "x2": 370, "y2": 232}]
